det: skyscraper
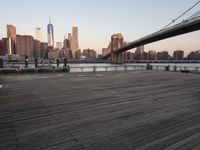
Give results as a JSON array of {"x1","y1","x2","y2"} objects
[
  {"x1": 135, "y1": 45, "x2": 144, "y2": 54},
  {"x1": 33, "y1": 40, "x2": 41, "y2": 58},
  {"x1": 7, "y1": 25, "x2": 16, "y2": 40},
  {"x1": 47, "y1": 17, "x2": 54, "y2": 48},
  {"x1": 72, "y1": 27, "x2": 79, "y2": 58},
  {"x1": 1, "y1": 38, "x2": 10, "y2": 55},
  {"x1": 102, "y1": 42, "x2": 111, "y2": 56},
  {"x1": 7, "y1": 25, "x2": 16, "y2": 54},
  {"x1": 157, "y1": 51, "x2": 169, "y2": 60},
  {"x1": 173, "y1": 50, "x2": 184, "y2": 60},
  {"x1": 35, "y1": 27, "x2": 43, "y2": 42},
  {"x1": 67, "y1": 27, "x2": 79, "y2": 59}
]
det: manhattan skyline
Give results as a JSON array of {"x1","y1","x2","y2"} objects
[{"x1": 1, "y1": 0, "x2": 200, "y2": 55}]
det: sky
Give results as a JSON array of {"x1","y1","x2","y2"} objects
[{"x1": 0, "y1": 0, "x2": 200, "y2": 55}]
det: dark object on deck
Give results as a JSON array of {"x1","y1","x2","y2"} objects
[
  {"x1": 181, "y1": 70, "x2": 190, "y2": 73},
  {"x1": 146, "y1": 63, "x2": 152, "y2": 70},
  {"x1": 64, "y1": 65, "x2": 70, "y2": 72},
  {"x1": 165, "y1": 65, "x2": 170, "y2": 71},
  {"x1": 0, "y1": 58, "x2": 3, "y2": 68}
]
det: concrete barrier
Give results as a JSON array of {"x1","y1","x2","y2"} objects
[
  {"x1": 0, "y1": 68, "x2": 18, "y2": 74},
  {"x1": 37, "y1": 67, "x2": 54, "y2": 73},
  {"x1": 54, "y1": 66, "x2": 70, "y2": 73},
  {"x1": 19, "y1": 68, "x2": 36, "y2": 73}
]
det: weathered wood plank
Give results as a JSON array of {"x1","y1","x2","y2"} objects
[{"x1": 0, "y1": 71, "x2": 200, "y2": 149}]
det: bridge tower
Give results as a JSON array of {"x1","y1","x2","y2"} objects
[{"x1": 111, "y1": 33, "x2": 123, "y2": 64}]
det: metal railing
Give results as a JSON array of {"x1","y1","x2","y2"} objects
[
  {"x1": 69, "y1": 65, "x2": 147, "y2": 73},
  {"x1": 69, "y1": 64, "x2": 200, "y2": 74},
  {"x1": 1, "y1": 63, "x2": 200, "y2": 74}
]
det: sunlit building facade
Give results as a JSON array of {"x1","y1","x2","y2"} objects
[
  {"x1": 16, "y1": 35, "x2": 34, "y2": 57},
  {"x1": 35, "y1": 27, "x2": 43, "y2": 42},
  {"x1": 7, "y1": 25, "x2": 16, "y2": 40}
]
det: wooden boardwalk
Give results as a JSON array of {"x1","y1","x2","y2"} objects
[{"x1": 0, "y1": 71, "x2": 200, "y2": 150}]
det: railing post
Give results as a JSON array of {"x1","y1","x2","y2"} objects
[
  {"x1": 35, "y1": 58, "x2": 38, "y2": 70},
  {"x1": 124, "y1": 65, "x2": 127, "y2": 71},
  {"x1": 93, "y1": 65, "x2": 96, "y2": 72},
  {"x1": 156, "y1": 66, "x2": 158, "y2": 70},
  {"x1": 105, "y1": 67, "x2": 108, "y2": 72},
  {"x1": 174, "y1": 65, "x2": 177, "y2": 72},
  {"x1": 0, "y1": 58, "x2": 3, "y2": 68},
  {"x1": 115, "y1": 66, "x2": 117, "y2": 71},
  {"x1": 25, "y1": 55, "x2": 28, "y2": 68},
  {"x1": 196, "y1": 67, "x2": 198, "y2": 73},
  {"x1": 184, "y1": 66, "x2": 187, "y2": 72},
  {"x1": 64, "y1": 58, "x2": 67, "y2": 67},
  {"x1": 56, "y1": 59, "x2": 59, "y2": 67}
]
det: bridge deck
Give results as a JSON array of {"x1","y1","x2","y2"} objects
[{"x1": 0, "y1": 71, "x2": 200, "y2": 150}]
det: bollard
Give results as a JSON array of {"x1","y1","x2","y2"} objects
[
  {"x1": 64, "y1": 58, "x2": 67, "y2": 67},
  {"x1": 25, "y1": 56, "x2": 28, "y2": 68},
  {"x1": 35, "y1": 58, "x2": 38, "y2": 69},
  {"x1": 0, "y1": 58, "x2": 3, "y2": 68},
  {"x1": 56, "y1": 59, "x2": 59, "y2": 67}
]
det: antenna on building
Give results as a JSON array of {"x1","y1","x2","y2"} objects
[{"x1": 49, "y1": 16, "x2": 51, "y2": 24}]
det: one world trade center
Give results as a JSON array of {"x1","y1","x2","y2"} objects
[{"x1": 47, "y1": 17, "x2": 54, "y2": 48}]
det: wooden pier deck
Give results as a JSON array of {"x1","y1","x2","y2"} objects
[{"x1": 0, "y1": 71, "x2": 200, "y2": 150}]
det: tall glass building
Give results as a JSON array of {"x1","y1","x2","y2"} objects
[{"x1": 47, "y1": 17, "x2": 54, "y2": 48}]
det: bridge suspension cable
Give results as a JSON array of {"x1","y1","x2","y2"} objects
[
  {"x1": 162, "y1": 0, "x2": 200, "y2": 29},
  {"x1": 186, "y1": 10, "x2": 200, "y2": 20}
]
